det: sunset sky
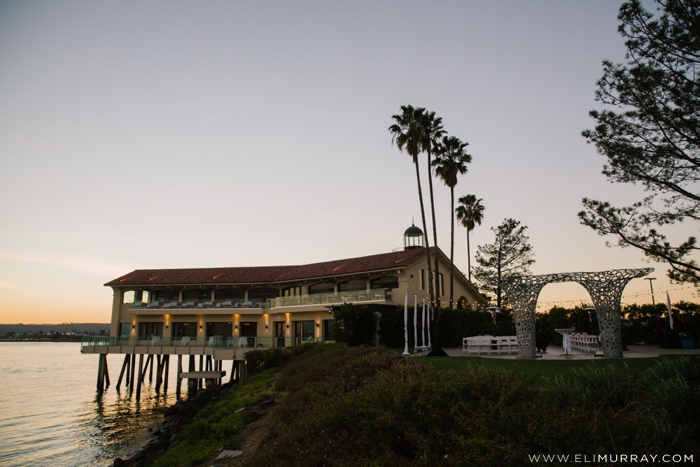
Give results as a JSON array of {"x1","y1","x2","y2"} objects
[{"x1": 1, "y1": 1, "x2": 696, "y2": 324}]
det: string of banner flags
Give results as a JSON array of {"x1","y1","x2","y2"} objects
[{"x1": 534, "y1": 284, "x2": 695, "y2": 311}]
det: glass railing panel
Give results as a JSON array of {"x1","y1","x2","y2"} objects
[
  {"x1": 81, "y1": 336, "x2": 117, "y2": 346},
  {"x1": 269, "y1": 289, "x2": 392, "y2": 308},
  {"x1": 131, "y1": 299, "x2": 273, "y2": 310}
]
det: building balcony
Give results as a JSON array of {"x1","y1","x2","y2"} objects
[
  {"x1": 269, "y1": 288, "x2": 392, "y2": 308},
  {"x1": 80, "y1": 335, "x2": 329, "y2": 358},
  {"x1": 127, "y1": 288, "x2": 393, "y2": 312}
]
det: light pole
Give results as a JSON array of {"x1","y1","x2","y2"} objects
[
  {"x1": 645, "y1": 277, "x2": 660, "y2": 342},
  {"x1": 645, "y1": 277, "x2": 656, "y2": 306},
  {"x1": 485, "y1": 307, "x2": 501, "y2": 336}
]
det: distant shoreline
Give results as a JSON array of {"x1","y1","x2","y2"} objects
[{"x1": 0, "y1": 337, "x2": 84, "y2": 342}]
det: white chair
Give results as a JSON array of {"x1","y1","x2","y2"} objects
[
  {"x1": 509, "y1": 336, "x2": 518, "y2": 353},
  {"x1": 181, "y1": 336, "x2": 191, "y2": 346},
  {"x1": 239, "y1": 336, "x2": 248, "y2": 348}
]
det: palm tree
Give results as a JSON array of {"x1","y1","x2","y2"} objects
[
  {"x1": 420, "y1": 110, "x2": 445, "y2": 309},
  {"x1": 389, "y1": 105, "x2": 435, "y2": 307},
  {"x1": 456, "y1": 194, "x2": 485, "y2": 282},
  {"x1": 432, "y1": 136, "x2": 472, "y2": 308}
]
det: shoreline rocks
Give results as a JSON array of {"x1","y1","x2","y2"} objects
[{"x1": 112, "y1": 382, "x2": 235, "y2": 467}]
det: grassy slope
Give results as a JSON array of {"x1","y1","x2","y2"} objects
[
  {"x1": 152, "y1": 369, "x2": 279, "y2": 467},
  {"x1": 242, "y1": 345, "x2": 700, "y2": 466},
  {"x1": 415, "y1": 354, "x2": 698, "y2": 380}
]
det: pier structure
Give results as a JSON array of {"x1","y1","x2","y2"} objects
[{"x1": 82, "y1": 226, "x2": 489, "y2": 397}]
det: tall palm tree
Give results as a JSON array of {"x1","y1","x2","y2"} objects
[
  {"x1": 432, "y1": 136, "x2": 472, "y2": 308},
  {"x1": 456, "y1": 194, "x2": 485, "y2": 282},
  {"x1": 420, "y1": 110, "x2": 445, "y2": 309},
  {"x1": 388, "y1": 105, "x2": 435, "y2": 307}
]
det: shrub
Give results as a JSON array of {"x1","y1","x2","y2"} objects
[
  {"x1": 243, "y1": 346, "x2": 700, "y2": 466},
  {"x1": 332, "y1": 303, "x2": 377, "y2": 346}
]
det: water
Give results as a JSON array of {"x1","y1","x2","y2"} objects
[{"x1": 0, "y1": 342, "x2": 191, "y2": 467}]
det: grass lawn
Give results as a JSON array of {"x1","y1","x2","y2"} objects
[{"x1": 414, "y1": 354, "x2": 700, "y2": 380}]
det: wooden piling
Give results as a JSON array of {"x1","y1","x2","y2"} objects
[
  {"x1": 103, "y1": 356, "x2": 110, "y2": 388},
  {"x1": 136, "y1": 354, "x2": 144, "y2": 400},
  {"x1": 148, "y1": 354, "x2": 154, "y2": 383},
  {"x1": 188, "y1": 355, "x2": 196, "y2": 395},
  {"x1": 164, "y1": 355, "x2": 170, "y2": 392},
  {"x1": 96, "y1": 354, "x2": 106, "y2": 394},
  {"x1": 116, "y1": 354, "x2": 129, "y2": 391},
  {"x1": 155, "y1": 355, "x2": 162, "y2": 393},
  {"x1": 198, "y1": 355, "x2": 204, "y2": 390},
  {"x1": 129, "y1": 354, "x2": 136, "y2": 393},
  {"x1": 176, "y1": 355, "x2": 182, "y2": 398}
]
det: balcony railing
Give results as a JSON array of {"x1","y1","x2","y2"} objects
[
  {"x1": 81, "y1": 335, "x2": 326, "y2": 350},
  {"x1": 129, "y1": 299, "x2": 271, "y2": 310},
  {"x1": 127, "y1": 289, "x2": 393, "y2": 311},
  {"x1": 269, "y1": 289, "x2": 392, "y2": 308}
]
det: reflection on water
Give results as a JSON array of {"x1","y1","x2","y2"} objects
[{"x1": 0, "y1": 343, "x2": 191, "y2": 467}]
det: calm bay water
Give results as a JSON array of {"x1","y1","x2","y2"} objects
[{"x1": 0, "y1": 342, "x2": 188, "y2": 467}]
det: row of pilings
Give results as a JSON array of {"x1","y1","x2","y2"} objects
[{"x1": 95, "y1": 353, "x2": 245, "y2": 398}]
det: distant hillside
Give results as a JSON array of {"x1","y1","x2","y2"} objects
[{"x1": 0, "y1": 323, "x2": 110, "y2": 335}]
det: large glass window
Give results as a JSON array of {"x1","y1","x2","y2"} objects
[
  {"x1": 248, "y1": 287, "x2": 279, "y2": 300},
  {"x1": 338, "y1": 280, "x2": 366, "y2": 292},
  {"x1": 120, "y1": 323, "x2": 131, "y2": 339},
  {"x1": 283, "y1": 286, "x2": 301, "y2": 297},
  {"x1": 216, "y1": 288, "x2": 245, "y2": 299},
  {"x1": 206, "y1": 322, "x2": 232, "y2": 338},
  {"x1": 323, "y1": 319, "x2": 335, "y2": 341},
  {"x1": 172, "y1": 322, "x2": 197, "y2": 338},
  {"x1": 138, "y1": 322, "x2": 163, "y2": 339},
  {"x1": 371, "y1": 276, "x2": 399, "y2": 289},
  {"x1": 183, "y1": 289, "x2": 212, "y2": 300},
  {"x1": 153, "y1": 289, "x2": 179, "y2": 301},
  {"x1": 294, "y1": 320, "x2": 315, "y2": 343},
  {"x1": 309, "y1": 283, "x2": 334, "y2": 295},
  {"x1": 122, "y1": 291, "x2": 135, "y2": 304},
  {"x1": 239, "y1": 321, "x2": 258, "y2": 337}
]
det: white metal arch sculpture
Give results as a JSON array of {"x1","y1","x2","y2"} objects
[{"x1": 490, "y1": 268, "x2": 653, "y2": 358}]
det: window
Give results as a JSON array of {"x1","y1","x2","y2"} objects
[
  {"x1": 323, "y1": 319, "x2": 335, "y2": 341},
  {"x1": 283, "y1": 286, "x2": 301, "y2": 297},
  {"x1": 153, "y1": 289, "x2": 178, "y2": 301},
  {"x1": 371, "y1": 276, "x2": 398, "y2": 289},
  {"x1": 338, "y1": 279, "x2": 366, "y2": 292},
  {"x1": 183, "y1": 289, "x2": 211, "y2": 300},
  {"x1": 293, "y1": 320, "x2": 315, "y2": 343},
  {"x1": 216, "y1": 288, "x2": 245, "y2": 299},
  {"x1": 122, "y1": 291, "x2": 135, "y2": 304},
  {"x1": 172, "y1": 322, "x2": 197, "y2": 338},
  {"x1": 119, "y1": 323, "x2": 131, "y2": 339},
  {"x1": 206, "y1": 322, "x2": 232, "y2": 338},
  {"x1": 240, "y1": 322, "x2": 258, "y2": 337},
  {"x1": 248, "y1": 287, "x2": 279, "y2": 300},
  {"x1": 309, "y1": 283, "x2": 334, "y2": 295},
  {"x1": 138, "y1": 322, "x2": 163, "y2": 339}
]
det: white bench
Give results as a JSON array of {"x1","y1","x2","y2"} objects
[{"x1": 463, "y1": 336, "x2": 518, "y2": 355}]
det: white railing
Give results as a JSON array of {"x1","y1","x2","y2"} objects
[{"x1": 269, "y1": 289, "x2": 392, "y2": 308}]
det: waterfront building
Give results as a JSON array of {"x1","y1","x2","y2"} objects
[{"x1": 82, "y1": 226, "x2": 487, "y2": 394}]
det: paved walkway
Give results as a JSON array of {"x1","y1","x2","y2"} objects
[{"x1": 441, "y1": 344, "x2": 700, "y2": 360}]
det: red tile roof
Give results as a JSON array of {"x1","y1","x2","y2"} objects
[{"x1": 105, "y1": 248, "x2": 435, "y2": 287}]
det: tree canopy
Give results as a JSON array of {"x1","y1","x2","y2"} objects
[
  {"x1": 473, "y1": 218, "x2": 535, "y2": 308},
  {"x1": 579, "y1": 0, "x2": 700, "y2": 285}
]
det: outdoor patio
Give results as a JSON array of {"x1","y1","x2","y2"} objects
[{"x1": 442, "y1": 344, "x2": 700, "y2": 360}]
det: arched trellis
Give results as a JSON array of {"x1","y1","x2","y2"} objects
[{"x1": 487, "y1": 268, "x2": 653, "y2": 358}]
